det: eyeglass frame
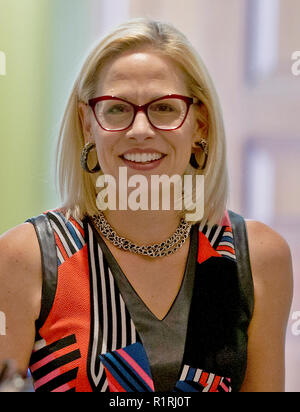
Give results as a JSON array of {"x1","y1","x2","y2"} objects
[{"x1": 88, "y1": 94, "x2": 200, "y2": 132}]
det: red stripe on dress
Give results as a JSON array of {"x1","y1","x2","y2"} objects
[
  {"x1": 30, "y1": 342, "x2": 79, "y2": 372},
  {"x1": 69, "y1": 217, "x2": 85, "y2": 238},
  {"x1": 104, "y1": 367, "x2": 126, "y2": 392},
  {"x1": 54, "y1": 232, "x2": 69, "y2": 261},
  {"x1": 209, "y1": 375, "x2": 221, "y2": 392},
  {"x1": 117, "y1": 348, "x2": 154, "y2": 391},
  {"x1": 51, "y1": 379, "x2": 76, "y2": 392},
  {"x1": 33, "y1": 358, "x2": 80, "y2": 390},
  {"x1": 217, "y1": 245, "x2": 235, "y2": 254}
]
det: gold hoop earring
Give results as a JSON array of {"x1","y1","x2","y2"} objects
[
  {"x1": 189, "y1": 139, "x2": 209, "y2": 170},
  {"x1": 80, "y1": 142, "x2": 101, "y2": 173}
]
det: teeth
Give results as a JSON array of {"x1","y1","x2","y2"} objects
[{"x1": 123, "y1": 153, "x2": 163, "y2": 163}]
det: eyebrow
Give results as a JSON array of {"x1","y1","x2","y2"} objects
[{"x1": 115, "y1": 94, "x2": 164, "y2": 101}]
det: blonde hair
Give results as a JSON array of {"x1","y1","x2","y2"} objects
[{"x1": 56, "y1": 18, "x2": 228, "y2": 225}]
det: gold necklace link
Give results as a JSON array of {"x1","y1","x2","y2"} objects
[{"x1": 92, "y1": 212, "x2": 192, "y2": 257}]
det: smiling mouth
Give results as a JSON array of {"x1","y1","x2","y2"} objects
[{"x1": 120, "y1": 152, "x2": 166, "y2": 164}]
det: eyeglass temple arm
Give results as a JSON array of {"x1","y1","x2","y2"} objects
[{"x1": 193, "y1": 97, "x2": 202, "y2": 105}]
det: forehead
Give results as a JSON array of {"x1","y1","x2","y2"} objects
[{"x1": 95, "y1": 50, "x2": 188, "y2": 97}]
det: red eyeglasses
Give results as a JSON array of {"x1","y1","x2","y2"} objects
[{"x1": 88, "y1": 94, "x2": 200, "y2": 132}]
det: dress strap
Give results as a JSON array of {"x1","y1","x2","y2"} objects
[
  {"x1": 228, "y1": 210, "x2": 254, "y2": 320},
  {"x1": 26, "y1": 214, "x2": 58, "y2": 330}
]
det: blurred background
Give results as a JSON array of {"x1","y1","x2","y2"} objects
[{"x1": 0, "y1": 0, "x2": 299, "y2": 391}]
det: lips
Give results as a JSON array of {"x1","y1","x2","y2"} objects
[
  {"x1": 123, "y1": 152, "x2": 163, "y2": 163},
  {"x1": 120, "y1": 148, "x2": 166, "y2": 170}
]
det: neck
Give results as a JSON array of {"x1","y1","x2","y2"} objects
[{"x1": 102, "y1": 209, "x2": 183, "y2": 245}]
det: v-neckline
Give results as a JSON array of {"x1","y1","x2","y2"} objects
[
  {"x1": 88, "y1": 218, "x2": 198, "y2": 323},
  {"x1": 86, "y1": 218, "x2": 199, "y2": 392}
]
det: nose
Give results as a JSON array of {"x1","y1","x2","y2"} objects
[{"x1": 125, "y1": 110, "x2": 155, "y2": 142}]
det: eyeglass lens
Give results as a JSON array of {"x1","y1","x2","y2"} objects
[{"x1": 94, "y1": 98, "x2": 187, "y2": 131}]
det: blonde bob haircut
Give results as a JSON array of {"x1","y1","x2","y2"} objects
[{"x1": 56, "y1": 18, "x2": 228, "y2": 226}]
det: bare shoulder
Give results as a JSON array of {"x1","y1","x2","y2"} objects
[
  {"x1": 0, "y1": 222, "x2": 41, "y2": 273},
  {"x1": 0, "y1": 222, "x2": 42, "y2": 372},
  {"x1": 240, "y1": 220, "x2": 293, "y2": 391},
  {"x1": 245, "y1": 219, "x2": 291, "y2": 253},
  {"x1": 0, "y1": 222, "x2": 42, "y2": 320},
  {"x1": 245, "y1": 220, "x2": 293, "y2": 293}
]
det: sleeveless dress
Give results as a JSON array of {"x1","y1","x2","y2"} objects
[{"x1": 26, "y1": 210, "x2": 254, "y2": 392}]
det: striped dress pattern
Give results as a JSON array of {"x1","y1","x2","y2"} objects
[{"x1": 28, "y1": 210, "x2": 237, "y2": 392}]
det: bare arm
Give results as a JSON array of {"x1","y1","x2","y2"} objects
[
  {"x1": 240, "y1": 221, "x2": 293, "y2": 392},
  {"x1": 0, "y1": 223, "x2": 42, "y2": 375}
]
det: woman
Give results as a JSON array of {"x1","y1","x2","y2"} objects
[{"x1": 0, "y1": 18, "x2": 293, "y2": 392}]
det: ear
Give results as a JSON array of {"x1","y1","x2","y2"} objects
[
  {"x1": 191, "y1": 102, "x2": 209, "y2": 151},
  {"x1": 78, "y1": 101, "x2": 94, "y2": 144}
]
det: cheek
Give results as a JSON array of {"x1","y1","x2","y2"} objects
[
  {"x1": 95, "y1": 141, "x2": 111, "y2": 162},
  {"x1": 175, "y1": 129, "x2": 195, "y2": 170},
  {"x1": 168, "y1": 136, "x2": 193, "y2": 175},
  {"x1": 176, "y1": 126, "x2": 195, "y2": 156},
  {"x1": 94, "y1": 134, "x2": 120, "y2": 169}
]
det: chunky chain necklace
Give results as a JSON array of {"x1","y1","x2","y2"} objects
[{"x1": 92, "y1": 212, "x2": 192, "y2": 258}]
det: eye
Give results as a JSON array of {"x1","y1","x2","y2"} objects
[
  {"x1": 150, "y1": 103, "x2": 175, "y2": 113},
  {"x1": 107, "y1": 104, "x2": 131, "y2": 115}
]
